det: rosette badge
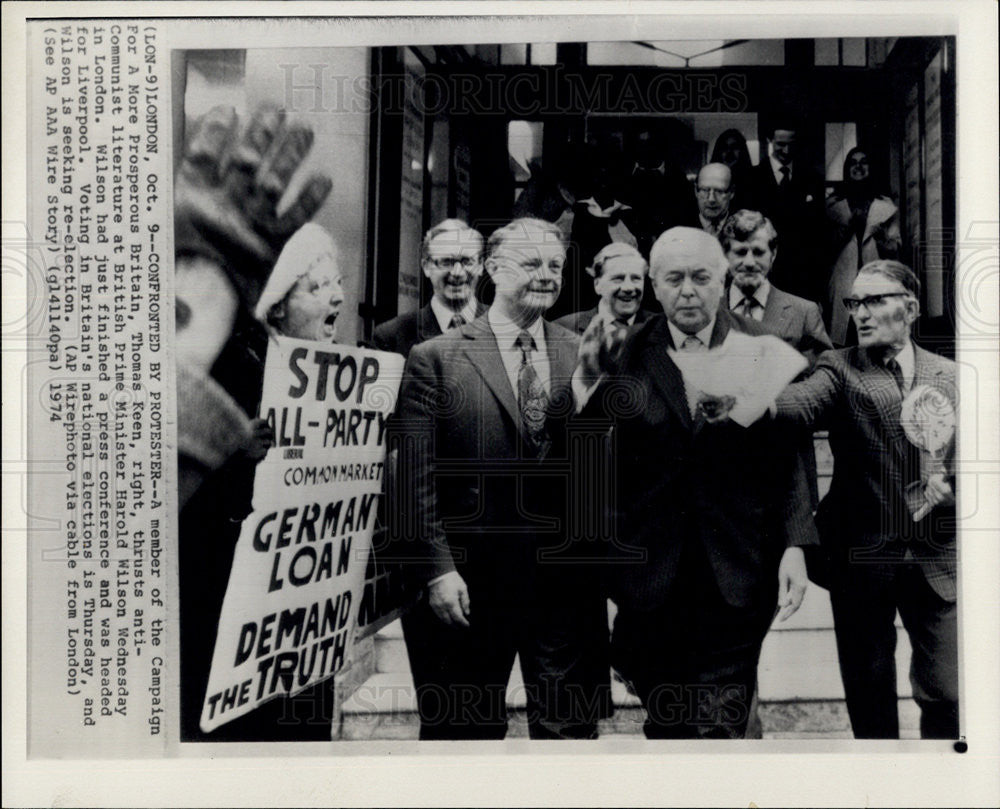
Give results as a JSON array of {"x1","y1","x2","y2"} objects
[
  {"x1": 900, "y1": 384, "x2": 956, "y2": 521},
  {"x1": 901, "y1": 385, "x2": 956, "y2": 457}
]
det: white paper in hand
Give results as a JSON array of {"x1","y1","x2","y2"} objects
[{"x1": 672, "y1": 331, "x2": 807, "y2": 426}]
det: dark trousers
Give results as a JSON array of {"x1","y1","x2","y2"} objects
[
  {"x1": 830, "y1": 559, "x2": 958, "y2": 739},
  {"x1": 401, "y1": 585, "x2": 609, "y2": 741},
  {"x1": 611, "y1": 544, "x2": 775, "y2": 739}
]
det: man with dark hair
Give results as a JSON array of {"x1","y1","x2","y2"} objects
[
  {"x1": 554, "y1": 241, "x2": 650, "y2": 334},
  {"x1": 721, "y1": 209, "x2": 833, "y2": 366},
  {"x1": 750, "y1": 121, "x2": 826, "y2": 304},
  {"x1": 373, "y1": 218, "x2": 486, "y2": 356},
  {"x1": 775, "y1": 259, "x2": 958, "y2": 739},
  {"x1": 390, "y1": 217, "x2": 610, "y2": 740}
]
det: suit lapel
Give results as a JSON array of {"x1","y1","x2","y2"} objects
[
  {"x1": 460, "y1": 316, "x2": 523, "y2": 438},
  {"x1": 543, "y1": 321, "x2": 577, "y2": 385},
  {"x1": 912, "y1": 345, "x2": 946, "y2": 390},
  {"x1": 763, "y1": 288, "x2": 793, "y2": 338},
  {"x1": 642, "y1": 317, "x2": 695, "y2": 429},
  {"x1": 417, "y1": 304, "x2": 443, "y2": 343},
  {"x1": 855, "y1": 348, "x2": 908, "y2": 457}
]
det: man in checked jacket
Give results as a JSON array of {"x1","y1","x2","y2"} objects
[{"x1": 775, "y1": 259, "x2": 958, "y2": 739}]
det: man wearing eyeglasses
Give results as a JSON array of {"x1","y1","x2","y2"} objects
[
  {"x1": 694, "y1": 163, "x2": 735, "y2": 238},
  {"x1": 373, "y1": 218, "x2": 487, "y2": 357},
  {"x1": 390, "y1": 217, "x2": 610, "y2": 739},
  {"x1": 774, "y1": 259, "x2": 958, "y2": 739}
]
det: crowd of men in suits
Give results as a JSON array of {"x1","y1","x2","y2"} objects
[
  {"x1": 374, "y1": 195, "x2": 957, "y2": 741},
  {"x1": 175, "y1": 103, "x2": 951, "y2": 742}
]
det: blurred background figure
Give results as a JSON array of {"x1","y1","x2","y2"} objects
[
  {"x1": 711, "y1": 128, "x2": 760, "y2": 214},
  {"x1": 620, "y1": 125, "x2": 700, "y2": 258},
  {"x1": 750, "y1": 120, "x2": 826, "y2": 306},
  {"x1": 552, "y1": 143, "x2": 638, "y2": 319},
  {"x1": 175, "y1": 103, "x2": 341, "y2": 742},
  {"x1": 512, "y1": 144, "x2": 586, "y2": 243},
  {"x1": 825, "y1": 147, "x2": 901, "y2": 346}
]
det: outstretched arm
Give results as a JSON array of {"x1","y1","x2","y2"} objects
[{"x1": 774, "y1": 351, "x2": 842, "y2": 430}]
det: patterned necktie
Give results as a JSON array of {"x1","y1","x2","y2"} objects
[
  {"x1": 448, "y1": 313, "x2": 467, "y2": 330},
  {"x1": 779, "y1": 166, "x2": 791, "y2": 188},
  {"x1": 741, "y1": 296, "x2": 758, "y2": 320},
  {"x1": 515, "y1": 330, "x2": 550, "y2": 449},
  {"x1": 885, "y1": 357, "x2": 906, "y2": 396}
]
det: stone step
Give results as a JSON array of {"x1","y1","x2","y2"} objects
[
  {"x1": 338, "y1": 667, "x2": 920, "y2": 741},
  {"x1": 372, "y1": 586, "x2": 912, "y2": 702}
]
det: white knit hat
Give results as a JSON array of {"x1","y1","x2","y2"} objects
[{"x1": 254, "y1": 223, "x2": 338, "y2": 323}]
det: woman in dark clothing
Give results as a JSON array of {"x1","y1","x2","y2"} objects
[{"x1": 711, "y1": 128, "x2": 760, "y2": 215}]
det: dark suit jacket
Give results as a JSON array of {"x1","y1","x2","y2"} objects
[
  {"x1": 392, "y1": 315, "x2": 583, "y2": 598},
  {"x1": 734, "y1": 284, "x2": 833, "y2": 367},
  {"x1": 580, "y1": 309, "x2": 818, "y2": 613},
  {"x1": 750, "y1": 161, "x2": 826, "y2": 303},
  {"x1": 776, "y1": 344, "x2": 957, "y2": 601},
  {"x1": 372, "y1": 301, "x2": 486, "y2": 358},
  {"x1": 552, "y1": 306, "x2": 651, "y2": 335}
]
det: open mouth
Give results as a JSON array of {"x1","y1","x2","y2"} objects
[{"x1": 322, "y1": 311, "x2": 339, "y2": 338}]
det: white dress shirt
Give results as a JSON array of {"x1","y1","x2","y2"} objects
[
  {"x1": 430, "y1": 295, "x2": 480, "y2": 334},
  {"x1": 666, "y1": 317, "x2": 717, "y2": 355},
  {"x1": 488, "y1": 307, "x2": 551, "y2": 398},
  {"x1": 769, "y1": 153, "x2": 792, "y2": 186},
  {"x1": 728, "y1": 280, "x2": 771, "y2": 322}
]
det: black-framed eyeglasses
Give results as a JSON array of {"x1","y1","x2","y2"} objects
[
  {"x1": 842, "y1": 292, "x2": 910, "y2": 313},
  {"x1": 429, "y1": 256, "x2": 479, "y2": 269},
  {"x1": 695, "y1": 186, "x2": 732, "y2": 199}
]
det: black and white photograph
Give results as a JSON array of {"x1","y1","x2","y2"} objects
[{"x1": 4, "y1": 3, "x2": 999, "y2": 807}]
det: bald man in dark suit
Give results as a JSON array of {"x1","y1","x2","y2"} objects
[{"x1": 574, "y1": 227, "x2": 815, "y2": 739}]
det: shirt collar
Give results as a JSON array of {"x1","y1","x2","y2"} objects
[
  {"x1": 430, "y1": 295, "x2": 479, "y2": 333},
  {"x1": 597, "y1": 298, "x2": 637, "y2": 325},
  {"x1": 728, "y1": 279, "x2": 771, "y2": 309},
  {"x1": 488, "y1": 306, "x2": 546, "y2": 351},
  {"x1": 667, "y1": 316, "x2": 716, "y2": 351},
  {"x1": 769, "y1": 152, "x2": 791, "y2": 183}
]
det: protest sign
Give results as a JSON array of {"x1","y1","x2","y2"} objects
[{"x1": 199, "y1": 336, "x2": 402, "y2": 732}]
